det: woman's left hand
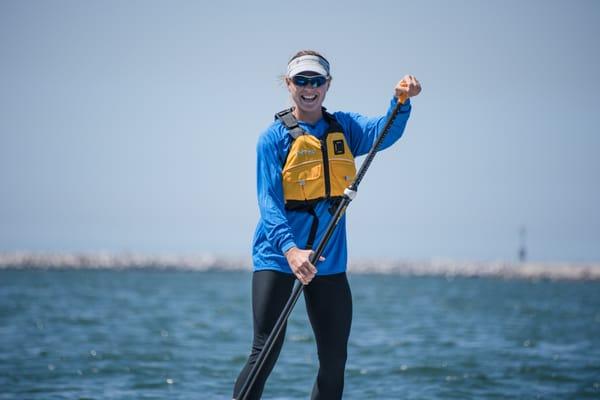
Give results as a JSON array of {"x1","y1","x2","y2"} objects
[{"x1": 395, "y1": 75, "x2": 422, "y2": 100}]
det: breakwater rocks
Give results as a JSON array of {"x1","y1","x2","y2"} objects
[
  {"x1": 346, "y1": 258, "x2": 600, "y2": 280},
  {"x1": 0, "y1": 252, "x2": 248, "y2": 271},
  {"x1": 1, "y1": 252, "x2": 599, "y2": 280}
]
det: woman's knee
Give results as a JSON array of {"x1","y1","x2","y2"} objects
[{"x1": 318, "y1": 346, "x2": 347, "y2": 371}]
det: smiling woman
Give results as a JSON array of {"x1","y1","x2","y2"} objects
[
  {"x1": 232, "y1": 49, "x2": 421, "y2": 400},
  {"x1": 284, "y1": 51, "x2": 332, "y2": 122}
]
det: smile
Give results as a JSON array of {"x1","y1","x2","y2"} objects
[{"x1": 301, "y1": 94, "x2": 318, "y2": 102}]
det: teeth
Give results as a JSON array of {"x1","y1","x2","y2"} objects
[{"x1": 302, "y1": 95, "x2": 317, "y2": 101}]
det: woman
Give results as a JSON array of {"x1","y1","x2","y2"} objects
[{"x1": 233, "y1": 50, "x2": 421, "y2": 399}]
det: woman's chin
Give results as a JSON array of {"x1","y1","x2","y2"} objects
[{"x1": 297, "y1": 102, "x2": 323, "y2": 114}]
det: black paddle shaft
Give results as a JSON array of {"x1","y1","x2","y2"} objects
[{"x1": 235, "y1": 98, "x2": 406, "y2": 400}]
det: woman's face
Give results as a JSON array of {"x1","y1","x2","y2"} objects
[{"x1": 286, "y1": 72, "x2": 331, "y2": 116}]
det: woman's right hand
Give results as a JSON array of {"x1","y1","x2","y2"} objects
[{"x1": 284, "y1": 247, "x2": 324, "y2": 285}]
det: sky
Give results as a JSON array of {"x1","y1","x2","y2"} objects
[{"x1": 1, "y1": 0, "x2": 599, "y2": 262}]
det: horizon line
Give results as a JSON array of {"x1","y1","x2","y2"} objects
[{"x1": 1, "y1": 251, "x2": 599, "y2": 281}]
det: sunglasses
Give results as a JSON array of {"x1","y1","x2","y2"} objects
[{"x1": 292, "y1": 75, "x2": 329, "y2": 88}]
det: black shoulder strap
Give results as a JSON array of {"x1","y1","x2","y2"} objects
[
  {"x1": 275, "y1": 108, "x2": 304, "y2": 139},
  {"x1": 322, "y1": 110, "x2": 343, "y2": 133}
]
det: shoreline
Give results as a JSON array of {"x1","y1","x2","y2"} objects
[{"x1": 1, "y1": 252, "x2": 599, "y2": 281}]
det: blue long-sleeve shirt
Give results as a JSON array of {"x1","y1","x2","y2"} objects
[{"x1": 252, "y1": 97, "x2": 412, "y2": 275}]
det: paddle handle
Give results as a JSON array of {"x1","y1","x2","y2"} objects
[{"x1": 397, "y1": 92, "x2": 408, "y2": 104}]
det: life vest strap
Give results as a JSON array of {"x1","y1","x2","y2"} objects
[
  {"x1": 275, "y1": 108, "x2": 304, "y2": 139},
  {"x1": 305, "y1": 206, "x2": 319, "y2": 250}
]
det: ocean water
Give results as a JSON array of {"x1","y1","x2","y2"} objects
[{"x1": 0, "y1": 269, "x2": 599, "y2": 399}]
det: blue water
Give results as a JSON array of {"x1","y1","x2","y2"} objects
[{"x1": 0, "y1": 269, "x2": 599, "y2": 399}]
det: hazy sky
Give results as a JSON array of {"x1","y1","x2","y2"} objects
[{"x1": 1, "y1": 0, "x2": 599, "y2": 262}]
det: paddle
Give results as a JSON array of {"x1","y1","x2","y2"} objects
[{"x1": 236, "y1": 93, "x2": 409, "y2": 400}]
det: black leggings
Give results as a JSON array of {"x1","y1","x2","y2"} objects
[{"x1": 233, "y1": 270, "x2": 353, "y2": 400}]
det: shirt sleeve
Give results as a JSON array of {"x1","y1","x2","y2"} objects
[
  {"x1": 339, "y1": 97, "x2": 412, "y2": 157},
  {"x1": 256, "y1": 129, "x2": 297, "y2": 254}
]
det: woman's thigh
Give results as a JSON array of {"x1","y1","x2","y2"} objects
[
  {"x1": 303, "y1": 272, "x2": 353, "y2": 355},
  {"x1": 252, "y1": 270, "x2": 296, "y2": 338}
]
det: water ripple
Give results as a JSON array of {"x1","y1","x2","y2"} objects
[{"x1": 0, "y1": 270, "x2": 599, "y2": 399}]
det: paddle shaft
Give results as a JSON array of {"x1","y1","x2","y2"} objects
[{"x1": 236, "y1": 96, "x2": 407, "y2": 400}]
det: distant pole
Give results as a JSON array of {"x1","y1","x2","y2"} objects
[{"x1": 518, "y1": 226, "x2": 527, "y2": 263}]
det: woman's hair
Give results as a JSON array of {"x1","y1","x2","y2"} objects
[{"x1": 288, "y1": 50, "x2": 330, "y2": 66}]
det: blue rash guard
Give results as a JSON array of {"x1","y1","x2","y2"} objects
[{"x1": 252, "y1": 97, "x2": 412, "y2": 275}]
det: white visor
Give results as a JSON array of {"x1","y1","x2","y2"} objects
[{"x1": 286, "y1": 55, "x2": 330, "y2": 77}]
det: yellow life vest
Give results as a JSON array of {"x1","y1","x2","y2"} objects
[{"x1": 275, "y1": 109, "x2": 357, "y2": 210}]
